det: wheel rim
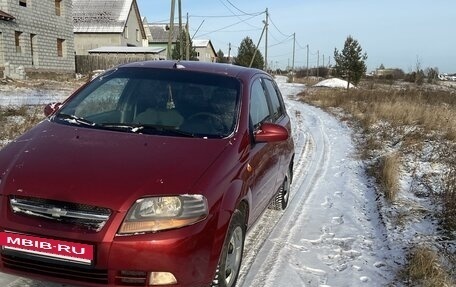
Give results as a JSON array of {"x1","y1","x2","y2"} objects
[
  {"x1": 224, "y1": 226, "x2": 243, "y2": 286},
  {"x1": 282, "y1": 176, "x2": 290, "y2": 205}
]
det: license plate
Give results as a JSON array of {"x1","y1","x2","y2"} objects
[{"x1": 0, "y1": 231, "x2": 94, "y2": 265}]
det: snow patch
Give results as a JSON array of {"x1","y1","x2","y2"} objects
[{"x1": 314, "y1": 78, "x2": 355, "y2": 89}]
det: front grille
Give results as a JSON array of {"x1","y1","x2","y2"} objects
[
  {"x1": 9, "y1": 196, "x2": 112, "y2": 232},
  {"x1": 2, "y1": 253, "x2": 108, "y2": 284}
]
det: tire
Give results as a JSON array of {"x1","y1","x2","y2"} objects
[
  {"x1": 269, "y1": 168, "x2": 291, "y2": 211},
  {"x1": 212, "y1": 210, "x2": 245, "y2": 287}
]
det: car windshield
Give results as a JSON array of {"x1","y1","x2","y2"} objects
[{"x1": 55, "y1": 67, "x2": 241, "y2": 138}]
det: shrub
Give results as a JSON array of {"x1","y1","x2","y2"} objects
[
  {"x1": 404, "y1": 246, "x2": 453, "y2": 287},
  {"x1": 378, "y1": 153, "x2": 401, "y2": 202}
]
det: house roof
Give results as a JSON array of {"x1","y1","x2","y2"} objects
[
  {"x1": 142, "y1": 17, "x2": 153, "y2": 41},
  {"x1": 193, "y1": 39, "x2": 217, "y2": 56},
  {"x1": 147, "y1": 23, "x2": 185, "y2": 43},
  {"x1": 88, "y1": 46, "x2": 165, "y2": 54},
  {"x1": 0, "y1": 10, "x2": 15, "y2": 21},
  {"x1": 192, "y1": 39, "x2": 210, "y2": 48},
  {"x1": 73, "y1": 0, "x2": 142, "y2": 35}
]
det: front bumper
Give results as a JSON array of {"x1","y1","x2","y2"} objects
[{"x1": 0, "y1": 219, "x2": 220, "y2": 287}]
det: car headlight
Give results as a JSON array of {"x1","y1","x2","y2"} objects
[{"x1": 118, "y1": 195, "x2": 208, "y2": 234}]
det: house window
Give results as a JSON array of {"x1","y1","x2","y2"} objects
[
  {"x1": 19, "y1": 0, "x2": 27, "y2": 7},
  {"x1": 136, "y1": 29, "x2": 140, "y2": 42},
  {"x1": 15, "y1": 31, "x2": 22, "y2": 53},
  {"x1": 55, "y1": 0, "x2": 62, "y2": 16},
  {"x1": 57, "y1": 38, "x2": 65, "y2": 57}
]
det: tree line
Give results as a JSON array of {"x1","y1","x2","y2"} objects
[{"x1": 174, "y1": 34, "x2": 439, "y2": 88}]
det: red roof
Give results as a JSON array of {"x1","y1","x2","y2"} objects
[{"x1": 0, "y1": 10, "x2": 14, "y2": 21}]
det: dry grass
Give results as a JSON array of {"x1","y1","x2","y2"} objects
[
  {"x1": 299, "y1": 88, "x2": 456, "y2": 141},
  {"x1": 0, "y1": 106, "x2": 45, "y2": 148},
  {"x1": 403, "y1": 246, "x2": 454, "y2": 287},
  {"x1": 292, "y1": 76, "x2": 322, "y2": 86},
  {"x1": 441, "y1": 166, "x2": 456, "y2": 233},
  {"x1": 297, "y1": 79, "x2": 456, "y2": 284},
  {"x1": 378, "y1": 153, "x2": 401, "y2": 201}
]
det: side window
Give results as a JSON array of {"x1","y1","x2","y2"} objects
[
  {"x1": 263, "y1": 78, "x2": 284, "y2": 120},
  {"x1": 250, "y1": 79, "x2": 270, "y2": 129}
]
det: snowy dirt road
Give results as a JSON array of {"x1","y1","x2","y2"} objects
[
  {"x1": 237, "y1": 77, "x2": 397, "y2": 287},
  {"x1": 1, "y1": 77, "x2": 398, "y2": 287}
]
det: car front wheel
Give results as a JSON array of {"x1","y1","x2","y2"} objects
[{"x1": 212, "y1": 210, "x2": 245, "y2": 287}]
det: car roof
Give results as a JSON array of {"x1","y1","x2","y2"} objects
[{"x1": 118, "y1": 60, "x2": 269, "y2": 80}]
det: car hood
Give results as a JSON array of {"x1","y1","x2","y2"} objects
[{"x1": 0, "y1": 121, "x2": 230, "y2": 212}]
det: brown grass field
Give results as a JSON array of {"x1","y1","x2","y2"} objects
[{"x1": 297, "y1": 78, "x2": 456, "y2": 286}]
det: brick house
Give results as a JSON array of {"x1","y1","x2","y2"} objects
[
  {"x1": 73, "y1": 0, "x2": 147, "y2": 55},
  {"x1": 0, "y1": 0, "x2": 75, "y2": 79}
]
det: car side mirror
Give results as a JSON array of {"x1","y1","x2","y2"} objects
[
  {"x1": 44, "y1": 102, "x2": 62, "y2": 117},
  {"x1": 254, "y1": 122, "x2": 289, "y2": 143}
]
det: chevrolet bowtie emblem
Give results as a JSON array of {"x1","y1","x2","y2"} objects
[{"x1": 47, "y1": 207, "x2": 68, "y2": 218}]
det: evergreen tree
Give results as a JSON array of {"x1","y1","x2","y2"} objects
[
  {"x1": 234, "y1": 37, "x2": 264, "y2": 69},
  {"x1": 172, "y1": 30, "x2": 198, "y2": 61},
  {"x1": 216, "y1": 49, "x2": 228, "y2": 63},
  {"x1": 333, "y1": 35, "x2": 368, "y2": 89}
]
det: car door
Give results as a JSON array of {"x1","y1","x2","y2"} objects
[
  {"x1": 262, "y1": 77, "x2": 293, "y2": 179},
  {"x1": 248, "y1": 77, "x2": 282, "y2": 224}
]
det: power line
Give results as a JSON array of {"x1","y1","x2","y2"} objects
[
  {"x1": 196, "y1": 14, "x2": 262, "y2": 38},
  {"x1": 269, "y1": 35, "x2": 293, "y2": 48},
  {"x1": 224, "y1": 0, "x2": 260, "y2": 16},
  {"x1": 190, "y1": 13, "x2": 262, "y2": 18},
  {"x1": 268, "y1": 14, "x2": 292, "y2": 38},
  {"x1": 296, "y1": 40, "x2": 307, "y2": 50},
  {"x1": 194, "y1": 28, "x2": 262, "y2": 33},
  {"x1": 216, "y1": 0, "x2": 261, "y2": 30}
]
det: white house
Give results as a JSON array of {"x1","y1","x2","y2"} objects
[
  {"x1": 73, "y1": 0, "x2": 147, "y2": 55},
  {"x1": 193, "y1": 39, "x2": 216, "y2": 63}
]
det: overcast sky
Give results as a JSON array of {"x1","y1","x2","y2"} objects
[{"x1": 137, "y1": 0, "x2": 455, "y2": 73}]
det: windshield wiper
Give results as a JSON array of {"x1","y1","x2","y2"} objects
[
  {"x1": 100, "y1": 123, "x2": 196, "y2": 138},
  {"x1": 99, "y1": 123, "x2": 152, "y2": 134},
  {"x1": 55, "y1": 113, "x2": 97, "y2": 127}
]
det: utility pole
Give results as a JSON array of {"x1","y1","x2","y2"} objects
[
  {"x1": 178, "y1": 0, "x2": 183, "y2": 60},
  {"x1": 317, "y1": 50, "x2": 319, "y2": 77},
  {"x1": 186, "y1": 13, "x2": 189, "y2": 60},
  {"x1": 264, "y1": 8, "x2": 268, "y2": 71},
  {"x1": 228, "y1": 42, "x2": 231, "y2": 63},
  {"x1": 323, "y1": 54, "x2": 325, "y2": 68},
  {"x1": 249, "y1": 23, "x2": 266, "y2": 68},
  {"x1": 167, "y1": 0, "x2": 175, "y2": 60},
  {"x1": 306, "y1": 44, "x2": 309, "y2": 77},
  {"x1": 291, "y1": 32, "x2": 295, "y2": 76}
]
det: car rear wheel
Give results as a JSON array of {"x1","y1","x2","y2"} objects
[
  {"x1": 270, "y1": 168, "x2": 291, "y2": 210},
  {"x1": 212, "y1": 210, "x2": 245, "y2": 287}
]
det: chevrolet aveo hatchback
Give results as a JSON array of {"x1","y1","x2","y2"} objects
[{"x1": 0, "y1": 61, "x2": 294, "y2": 287}]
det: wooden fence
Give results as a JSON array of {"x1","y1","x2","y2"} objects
[{"x1": 75, "y1": 55, "x2": 160, "y2": 75}]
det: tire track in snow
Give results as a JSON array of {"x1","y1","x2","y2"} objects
[
  {"x1": 236, "y1": 103, "x2": 313, "y2": 285},
  {"x1": 241, "y1": 92, "x2": 394, "y2": 286},
  {"x1": 239, "y1": 101, "x2": 332, "y2": 287}
]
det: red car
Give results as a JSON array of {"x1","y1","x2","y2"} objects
[{"x1": 0, "y1": 61, "x2": 294, "y2": 287}]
